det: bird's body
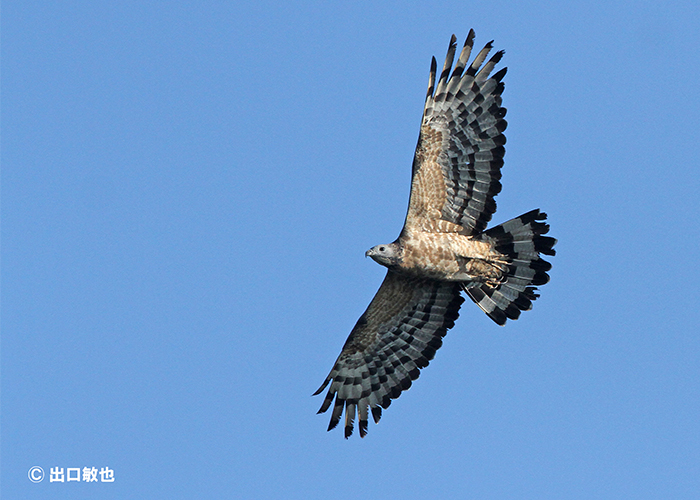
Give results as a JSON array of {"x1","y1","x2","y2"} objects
[
  {"x1": 369, "y1": 231, "x2": 504, "y2": 282},
  {"x1": 315, "y1": 30, "x2": 557, "y2": 438}
]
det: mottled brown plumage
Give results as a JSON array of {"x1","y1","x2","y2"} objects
[{"x1": 315, "y1": 31, "x2": 556, "y2": 438}]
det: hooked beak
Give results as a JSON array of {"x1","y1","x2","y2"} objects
[{"x1": 365, "y1": 248, "x2": 372, "y2": 258}]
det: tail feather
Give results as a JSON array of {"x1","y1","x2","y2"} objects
[{"x1": 465, "y1": 209, "x2": 556, "y2": 325}]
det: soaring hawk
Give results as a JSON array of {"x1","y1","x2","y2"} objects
[{"x1": 314, "y1": 31, "x2": 556, "y2": 438}]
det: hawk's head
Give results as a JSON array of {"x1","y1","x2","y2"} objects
[{"x1": 365, "y1": 242, "x2": 401, "y2": 268}]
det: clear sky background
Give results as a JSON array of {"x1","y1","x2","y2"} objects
[{"x1": 3, "y1": 1, "x2": 699, "y2": 498}]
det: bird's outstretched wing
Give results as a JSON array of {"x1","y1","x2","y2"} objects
[
  {"x1": 314, "y1": 271, "x2": 464, "y2": 438},
  {"x1": 404, "y1": 30, "x2": 507, "y2": 236}
]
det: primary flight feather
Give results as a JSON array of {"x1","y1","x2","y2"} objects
[{"x1": 314, "y1": 30, "x2": 557, "y2": 438}]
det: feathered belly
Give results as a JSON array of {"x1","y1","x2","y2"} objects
[{"x1": 399, "y1": 232, "x2": 507, "y2": 283}]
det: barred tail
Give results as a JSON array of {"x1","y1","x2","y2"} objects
[{"x1": 465, "y1": 209, "x2": 556, "y2": 325}]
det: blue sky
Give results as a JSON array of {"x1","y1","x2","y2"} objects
[{"x1": 3, "y1": 1, "x2": 699, "y2": 498}]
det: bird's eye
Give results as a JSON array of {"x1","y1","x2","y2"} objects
[{"x1": 379, "y1": 246, "x2": 386, "y2": 252}]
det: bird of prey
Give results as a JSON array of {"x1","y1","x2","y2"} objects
[{"x1": 314, "y1": 30, "x2": 556, "y2": 438}]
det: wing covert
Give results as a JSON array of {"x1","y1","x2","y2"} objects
[{"x1": 314, "y1": 270, "x2": 464, "y2": 438}]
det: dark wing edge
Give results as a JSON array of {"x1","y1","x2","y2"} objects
[
  {"x1": 313, "y1": 271, "x2": 464, "y2": 438},
  {"x1": 408, "y1": 30, "x2": 508, "y2": 235}
]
